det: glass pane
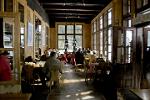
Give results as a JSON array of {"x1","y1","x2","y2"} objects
[
  {"x1": 67, "y1": 35, "x2": 74, "y2": 52},
  {"x1": 128, "y1": 19, "x2": 131, "y2": 27},
  {"x1": 58, "y1": 35, "x2": 65, "y2": 49},
  {"x1": 35, "y1": 17, "x2": 41, "y2": 53},
  {"x1": 4, "y1": 0, "x2": 13, "y2": 12},
  {"x1": 108, "y1": 53, "x2": 112, "y2": 61},
  {"x1": 18, "y1": 3, "x2": 24, "y2": 23},
  {"x1": 93, "y1": 21, "x2": 96, "y2": 32},
  {"x1": 46, "y1": 26, "x2": 49, "y2": 46},
  {"x1": 93, "y1": 33, "x2": 96, "y2": 50},
  {"x1": 58, "y1": 25, "x2": 65, "y2": 34},
  {"x1": 75, "y1": 35, "x2": 82, "y2": 49},
  {"x1": 108, "y1": 9, "x2": 112, "y2": 25},
  {"x1": 3, "y1": 18, "x2": 14, "y2": 48},
  {"x1": 67, "y1": 25, "x2": 73, "y2": 34},
  {"x1": 75, "y1": 25, "x2": 82, "y2": 34},
  {"x1": 104, "y1": 14, "x2": 107, "y2": 28},
  {"x1": 128, "y1": 0, "x2": 131, "y2": 13},
  {"x1": 136, "y1": 0, "x2": 142, "y2": 9},
  {"x1": 108, "y1": 45, "x2": 112, "y2": 52},
  {"x1": 104, "y1": 30, "x2": 107, "y2": 53},
  {"x1": 20, "y1": 24, "x2": 24, "y2": 62},
  {"x1": 126, "y1": 30, "x2": 132, "y2": 46},
  {"x1": 20, "y1": 27, "x2": 24, "y2": 48},
  {"x1": 100, "y1": 16, "x2": 103, "y2": 29},
  {"x1": 108, "y1": 29, "x2": 112, "y2": 44},
  {"x1": 147, "y1": 31, "x2": 150, "y2": 46},
  {"x1": 100, "y1": 31, "x2": 103, "y2": 53},
  {"x1": 143, "y1": 0, "x2": 148, "y2": 6}
]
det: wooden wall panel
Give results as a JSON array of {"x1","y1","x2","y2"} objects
[
  {"x1": 50, "y1": 28, "x2": 57, "y2": 49},
  {"x1": 83, "y1": 23, "x2": 91, "y2": 49}
]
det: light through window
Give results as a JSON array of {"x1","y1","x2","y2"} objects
[
  {"x1": 108, "y1": 9, "x2": 112, "y2": 25},
  {"x1": 57, "y1": 24, "x2": 83, "y2": 52}
]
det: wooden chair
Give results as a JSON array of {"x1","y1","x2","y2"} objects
[{"x1": 23, "y1": 64, "x2": 34, "y2": 84}]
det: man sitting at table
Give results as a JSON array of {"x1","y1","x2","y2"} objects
[{"x1": 43, "y1": 51, "x2": 63, "y2": 88}]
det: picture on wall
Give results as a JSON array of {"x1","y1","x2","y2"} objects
[{"x1": 27, "y1": 22, "x2": 33, "y2": 46}]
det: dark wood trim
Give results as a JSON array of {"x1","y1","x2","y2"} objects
[{"x1": 135, "y1": 3, "x2": 149, "y2": 13}]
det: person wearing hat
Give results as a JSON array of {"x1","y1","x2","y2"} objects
[{"x1": 0, "y1": 51, "x2": 12, "y2": 81}]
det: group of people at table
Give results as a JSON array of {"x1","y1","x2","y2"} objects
[
  {"x1": 0, "y1": 47, "x2": 110, "y2": 86},
  {"x1": 21, "y1": 48, "x2": 104, "y2": 87}
]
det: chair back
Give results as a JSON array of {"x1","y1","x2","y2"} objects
[{"x1": 24, "y1": 64, "x2": 34, "y2": 83}]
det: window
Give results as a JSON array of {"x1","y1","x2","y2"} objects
[
  {"x1": 67, "y1": 35, "x2": 74, "y2": 52},
  {"x1": 104, "y1": 13, "x2": 107, "y2": 28},
  {"x1": 127, "y1": 0, "x2": 131, "y2": 13},
  {"x1": 92, "y1": 8, "x2": 112, "y2": 60},
  {"x1": 108, "y1": 28, "x2": 112, "y2": 61},
  {"x1": 117, "y1": 29, "x2": 124, "y2": 63},
  {"x1": 20, "y1": 27, "x2": 24, "y2": 48},
  {"x1": 108, "y1": 9, "x2": 112, "y2": 25},
  {"x1": 125, "y1": 30, "x2": 132, "y2": 63},
  {"x1": 100, "y1": 31, "x2": 103, "y2": 55},
  {"x1": 147, "y1": 31, "x2": 150, "y2": 47},
  {"x1": 75, "y1": 25, "x2": 82, "y2": 34},
  {"x1": 35, "y1": 17, "x2": 42, "y2": 51},
  {"x1": 143, "y1": 0, "x2": 148, "y2": 6},
  {"x1": 99, "y1": 16, "x2": 103, "y2": 29},
  {"x1": 58, "y1": 35, "x2": 65, "y2": 49},
  {"x1": 104, "y1": 30, "x2": 107, "y2": 60},
  {"x1": 18, "y1": 3, "x2": 24, "y2": 23},
  {"x1": 57, "y1": 24, "x2": 83, "y2": 52},
  {"x1": 4, "y1": 0, "x2": 13, "y2": 12},
  {"x1": 46, "y1": 26, "x2": 49, "y2": 48},
  {"x1": 93, "y1": 21, "x2": 96, "y2": 32},
  {"x1": 92, "y1": 21, "x2": 97, "y2": 50},
  {"x1": 93, "y1": 32, "x2": 96, "y2": 50},
  {"x1": 75, "y1": 35, "x2": 82, "y2": 49},
  {"x1": 67, "y1": 25, "x2": 73, "y2": 34},
  {"x1": 136, "y1": 0, "x2": 142, "y2": 9},
  {"x1": 3, "y1": 22, "x2": 13, "y2": 48},
  {"x1": 58, "y1": 25, "x2": 65, "y2": 34},
  {"x1": 128, "y1": 19, "x2": 132, "y2": 27}
]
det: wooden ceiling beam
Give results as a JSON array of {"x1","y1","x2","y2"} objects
[{"x1": 41, "y1": 3, "x2": 105, "y2": 7}]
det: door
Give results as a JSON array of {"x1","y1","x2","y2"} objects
[{"x1": 0, "y1": 12, "x2": 21, "y2": 82}]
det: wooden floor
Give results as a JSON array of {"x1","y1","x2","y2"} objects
[{"x1": 30, "y1": 64, "x2": 106, "y2": 100}]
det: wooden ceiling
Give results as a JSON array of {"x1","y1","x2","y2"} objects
[{"x1": 37, "y1": 0, "x2": 112, "y2": 24}]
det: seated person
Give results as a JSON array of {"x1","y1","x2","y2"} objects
[
  {"x1": 0, "y1": 51, "x2": 12, "y2": 81},
  {"x1": 40, "y1": 50, "x2": 49, "y2": 61},
  {"x1": 21, "y1": 56, "x2": 35, "y2": 82},
  {"x1": 24, "y1": 56, "x2": 34, "y2": 62}
]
